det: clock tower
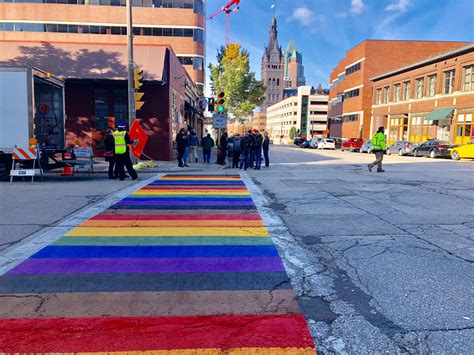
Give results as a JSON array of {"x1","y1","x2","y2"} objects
[{"x1": 261, "y1": 16, "x2": 284, "y2": 112}]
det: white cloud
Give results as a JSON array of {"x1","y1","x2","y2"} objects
[
  {"x1": 350, "y1": 0, "x2": 365, "y2": 15},
  {"x1": 386, "y1": 0, "x2": 411, "y2": 12},
  {"x1": 288, "y1": 6, "x2": 314, "y2": 26}
]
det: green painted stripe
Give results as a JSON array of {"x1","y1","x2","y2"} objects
[{"x1": 52, "y1": 236, "x2": 275, "y2": 246}]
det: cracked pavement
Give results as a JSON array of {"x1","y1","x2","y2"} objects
[{"x1": 246, "y1": 145, "x2": 474, "y2": 354}]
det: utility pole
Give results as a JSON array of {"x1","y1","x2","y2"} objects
[{"x1": 126, "y1": 0, "x2": 135, "y2": 128}]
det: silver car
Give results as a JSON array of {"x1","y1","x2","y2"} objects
[
  {"x1": 360, "y1": 140, "x2": 373, "y2": 153},
  {"x1": 387, "y1": 141, "x2": 418, "y2": 156}
]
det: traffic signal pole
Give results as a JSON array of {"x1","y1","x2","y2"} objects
[{"x1": 126, "y1": 0, "x2": 136, "y2": 127}]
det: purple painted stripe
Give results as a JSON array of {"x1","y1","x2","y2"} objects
[
  {"x1": 116, "y1": 200, "x2": 255, "y2": 206},
  {"x1": 8, "y1": 257, "x2": 285, "y2": 274}
]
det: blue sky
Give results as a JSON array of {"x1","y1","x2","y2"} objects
[{"x1": 205, "y1": 0, "x2": 474, "y2": 94}]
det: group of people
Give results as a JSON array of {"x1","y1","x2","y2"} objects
[
  {"x1": 174, "y1": 127, "x2": 270, "y2": 170},
  {"x1": 217, "y1": 129, "x2": 270, "y2": 170},
  {"x1": 104, "y1": 121, "x2": 139, "y2": 181},
  {"x1": 175, "y1": 127, "x2": 205, "y2": 167}
]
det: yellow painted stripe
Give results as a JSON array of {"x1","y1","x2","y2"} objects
[
  {"x1": 74, "y1": 347, "x2": 316, "y2": 354},
  {"x1": 81, "y1": 220, "x2": 265, "y2": 228},
  {"x1": 66, "y1": 227, "x2": 269, "y2": 237},
  {"x1": 133, "y1": 191, "x2": 250, "y2": 196}
]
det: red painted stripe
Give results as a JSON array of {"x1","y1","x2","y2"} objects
[
  {"x1": 0, "y1": 315, "x2": 314, "y2": 352},
  {"x1": 91, "y1": 214, "x2": 262, "y2": 221}
]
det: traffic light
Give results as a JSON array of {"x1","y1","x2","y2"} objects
[
  {"x1": 217, "y1": 91, "x2": 225, "y2": 112},
  {"x1": 135, "y1": 92, "x2": 145, "y2": 110},
  {"x1": 134, "y1": 68, "x2": 143, "y2": 89},
  {"x1": 133, "y1": 68, "x2": 145, "y2": 111},
  {"x1": 208, "y1": 98, "x2": 215, "y2": 112}
]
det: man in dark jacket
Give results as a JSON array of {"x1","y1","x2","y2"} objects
[
  {"x1": 240, "y1": 130, "x2": 253, "y2": 170},
  {"x1": 231, "y1": 134, "x2": 242, "y2": 168},
  {"x1": 217, "y1": 131, "x2": 228, "y2": 165},
  {"x1": 201, "y1": 133, "x2": 214, "y2": 164},
  {"x1": 253, "y1": 130, "x2": 263, "y2": 170},
  {"x1": 176, "y1": 128, "x2": 187, "y2": 167},
  {"x1": 262, "y1": 131, "x2": 270, "y2": 167}
]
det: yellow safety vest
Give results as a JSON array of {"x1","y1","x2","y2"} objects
[
  {"x1": 113, "y1": 130, "x2": 127, "y2": 154},
  {"x1": 371, "y1": 132, "x2": 387, "y2": 151}
]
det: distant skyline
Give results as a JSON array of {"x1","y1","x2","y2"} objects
[{"x1": 205, "y1": 0, "x2": 474, "y2": 95}]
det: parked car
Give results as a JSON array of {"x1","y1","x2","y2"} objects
[
  {"x1": 318, "y1": 138, "x2": 336, "y2": 150},
  {"x1": 308, "y1": 138, "x2": 321, "y2": 149},
  {"x1": 387, "y1": 141, "x2": 418, "y2": 156},
  {"x1": 450, "y1": 140, "x2": 474, "y2": 160},
  {"x1": 412, "y1": 139, "x2": 454, "y2": 158},
  {"x1": 360, "y1": 140, "x2": 373, "y2": 153},
  {"x1": 341, "y1": 138, "x2": 364, "y2": 152},
  {"x1": 300, "y1": 140, "x2": 310, "y2": 148},
  {"x1": 294, "y1": 137, "x2": 305, "y2": 146}
]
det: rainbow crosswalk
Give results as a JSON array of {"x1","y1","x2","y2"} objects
[{"x1": 0, "y1": 174, "x2": 316, "y2": 354}]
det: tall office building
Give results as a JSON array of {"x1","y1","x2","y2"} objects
[
  {"x1": 0, "y1": 0, "x2": 206, "y2": 160},
  {"x1": 283, "y1": 40, "x2": 305, "y2": 88}
]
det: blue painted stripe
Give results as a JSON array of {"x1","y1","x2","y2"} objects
[
  {"x1": 31, "y1": 245, "x2": 280, "y2": 259},
  {"x1": 121, "y1": 197, "x2": 254, "y2": 202}
]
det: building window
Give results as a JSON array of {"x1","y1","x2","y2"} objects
[
  {"x1": 344, "y1": 88, "x2": 360, "y2": 99},
  {"x1": 444, "y1": 70, "x2": 455, "y2": 94},
  {"x1": 415, "y1": 78, "x2": 424, "y2": 99},
  {"x1": 409, "y1": 115, "x2": 435, "y2": 143},
  {"x1": 427, "y1": 74, "x2": 437, "y2": 97},
  {"x1": 341, "y1": 114, "x2": 359, "y2": 122},
  {"x1": 455, "y1": 113, "x2": 473, "y2": 144},
  {"x1": 394, "y1": 84, "x2": 401, "y2": 102},
  {"x1": 383, "y1": 86, "x2": 390, "y2": 103},
  {"x1": 403, "y1": 81, "x2": 410, "y2": 101},
  {"x1": 345, "y1": 62, "x2": 361, "y2": 75},
  {"x1": 462, "y1": 65, "x2": 473, "y2": 92},
  {"x1": 375, "y1": 88, "x2": 382, "y2": 105}
]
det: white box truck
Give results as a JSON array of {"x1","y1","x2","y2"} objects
[{"x1": 0, "y1": 67, "x2": 65, "y2": 179}]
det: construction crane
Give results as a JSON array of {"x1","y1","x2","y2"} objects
[{"x1": 208, "y1": 0, "x2": 241, "y2": 45}]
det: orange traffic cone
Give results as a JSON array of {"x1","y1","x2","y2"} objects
[{"x1": 61, "y1": 165, "x2": 74, "y2": 176}]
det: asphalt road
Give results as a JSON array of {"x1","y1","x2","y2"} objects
[{"x1": 246, "y1": 145, "x2": 474, "y2": 354}]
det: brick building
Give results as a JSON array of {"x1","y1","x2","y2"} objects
[
  {"x1": 328, "y1": 40, "x2": 468, "y2": 140},
  {"x1": 0, "y1": 0, "x2": 206, "y2": 160},
  {"x1": 266, "y1": 86, "x2": 328, "y2": 144},
  {"x1": 371, "y1": 43, "x2": 473, "y2": 145}
]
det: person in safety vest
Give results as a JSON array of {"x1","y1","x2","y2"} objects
[
  {"x1": 113, "y1": 121, "x2": 139, "y2": 181},
  {"x1": 367, "y1": 126, "x2": 387, "y2": 173}
]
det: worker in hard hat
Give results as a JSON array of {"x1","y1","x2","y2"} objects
[{"x1": 113, "y1": 121, "x2": 139, "y2": 181}]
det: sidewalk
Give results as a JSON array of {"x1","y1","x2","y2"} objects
[{"x1": 0, "y1": 174, "x2": 316, "y2": 353}]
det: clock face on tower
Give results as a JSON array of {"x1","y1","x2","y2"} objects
[{"x1": 272, "y1": 55, "x2": 277, "y2": 63}]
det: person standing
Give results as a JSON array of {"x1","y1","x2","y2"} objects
[
  {"x1": 113, "y1": 121, "x2": 138, "y2": 181},
  {"x1": 240, "y1": 130, "x2": 252, "y2": 170},
  {"x1": 201, "y1": 133, "x2": 214, "y2": 163},
  {"x1": 104, "y1": 130, "x2": 117, "y2": 179},
  {"x1": 262, "y1": 131, "x2": 270, "y2": 168},
  {"x1": 182, "y1": 129, "x2": 190, "y2": 167},
  {"x1": 176, "y1": 128, "x2": 187, "y2": 167},
  {"x1": 217, "y1": 130, "x2": 228, "y2": 165},
  {"x1": 188, "y1": 129, "x2": 199, "y2": 163},
  {"x1": 368, "y1": 126, "x2": 387, "y2": 172},
  {"x1": 253, "y1": 130, "x2": 263, "y2": 170},
  {"x1": 232, "y1": 133, "x2": 242, "y2": 168}
]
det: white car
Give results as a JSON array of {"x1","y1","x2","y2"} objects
[{"x1": 318, "y1": 138, "x2": 336, "y2": 150}]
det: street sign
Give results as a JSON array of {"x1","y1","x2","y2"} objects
[
  {"x1": 212, "y1": 114, "x2": 227, "y2": 129},
  {"x1": 129, "y1": 119, "x2": 149, "y2": 158}
]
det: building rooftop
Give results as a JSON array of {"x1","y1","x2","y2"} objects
[{"x1": 370, "y1": 43, "x2": 474, "y2": 81}]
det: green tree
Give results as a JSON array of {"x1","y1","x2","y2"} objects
[
  {"x1": 289, "y1": 126, "x2": 297, "y2": 140},
  {"x1": 209, "y1": 43, "x2": 266, "y2": 121}
]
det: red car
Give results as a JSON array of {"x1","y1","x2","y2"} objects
[{"x1": 341, "y1": 138, "x2": 364, "y2": 152}]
